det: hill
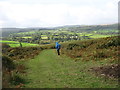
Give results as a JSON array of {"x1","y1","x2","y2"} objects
[
  {"x1": 61, "y1": 36, "x2": 119, "y2": 61},
  {"x1": 1, "y1": 23, "x2": 118, "y2": 37},
  {"x1": 1, "y1": 23, "x2": 118, "y2": 46}
]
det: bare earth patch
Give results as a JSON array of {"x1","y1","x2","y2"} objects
[{"x1": 90, "y1": 64, "x2": 120, "y2": 79}]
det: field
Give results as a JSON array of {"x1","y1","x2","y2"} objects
[
  {"x1": 16, "y1": 31, "x2": 37, "y2": 35},
  {"x1": 4, "y1": 28, "x2": 118, "y2": 45},
  {"x1": 2, "y1": 24, "x2": 118, "y2": 45},
  {"x1": 89, "y1": 34, "x2": 113, "y2": 38},
  {"x1": 0, "y1": 40, "x2": 18, "y2": 43},
  {"x1": 0, "y1": 40, "x2": 39, "y2": 47}
]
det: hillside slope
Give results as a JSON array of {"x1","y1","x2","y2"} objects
[{"x1": 61, "y1": 36, "x2": 119, "y2": 62}]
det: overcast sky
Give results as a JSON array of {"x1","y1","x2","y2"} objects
[{"x1": 0, "y1": 0, "x2": 119, "y2": 28}]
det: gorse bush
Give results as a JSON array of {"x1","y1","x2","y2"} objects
[
  {"x1": 2, "y1": 55, "x2": 26, "y2": 88},
  {"x1": 61, "y1": 36, "x2": 119, "y2": 62},
  {"x1": 97, "y1": 36, "x2": 120, "y2": 49},
  {"x1": 93, "y1": 52, "x2": 108, "y2": 58},
  {"x1": 10, "y1": 73, "x2": 25, "y2": 85},
  {"x1": 2, "y1": 55, "x2": 15, "y2": 70},
  {"x1": 2, "y1": 46, "x2": 44, "y2": 60},
  {"x1": 67, "y1": 44, "x2": 79, "y2": 50},
  {"x1": 2, "y1": 43, "x2": 10, "y2": 48}
]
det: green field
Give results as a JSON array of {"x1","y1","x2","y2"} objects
[
  {"x1": 21, "y1": 37, "x2": 32, "y2": 39},
  {"x1": 0, "y1": 40, "x2": 19, "y2": 43},
  {"x1": 89, "y1": 34, "x2": 112, "y2": 38},
  {"x1": 9, "y1": 43, "x2": 39, "y2": 47},
  {"x1": 0, "y1": 40, "x2": 39, "y2": 47},
  {"x1": 41, "y1": 37, "x2": 48, "y2": 39},
  {"x1": 2, "y1": 27, "x2": 119, "y2": 47},
  {"x1": 16, "y1": 31, "x2": 36, "y2": 35}
]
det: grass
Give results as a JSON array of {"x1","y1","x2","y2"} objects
[
  {"x1": 16, "y1": 31, "x2": 36, "y2": 35},
  {"x1": 9, "y1": 43, "x2": 39, "y2": 47},
  {"x1": 97, "y1": 29, "x2": 118, "y2": 33},
  {"x1": 41, "y1": 36, "x2": 48, "y2": 39},
  {"x1": 21, "y1": 37, "x2": 32, "y2": 39},
  {"x1": 0, "y1": 40, "x2": 39, "y2": 47},
  {"x1": 0, "y1": 40, "x2": 19, "y2": 43},
  {"x1": 90, "y1": 34, "x2": 113, "y2": 38},
  {"x1": 23, "y1": 49, "x2": 118, "y2": 88}
]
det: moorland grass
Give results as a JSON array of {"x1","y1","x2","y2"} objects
[{"x1": 23, "y1": 49, "x2": 118, "y2": 88}]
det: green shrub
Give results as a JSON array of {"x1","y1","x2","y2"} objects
[
  {"x1": 67, "y1": 44, "x2": 78, "y2": 50},
  {"x1": 93, "y1": 52, "x2": 108, "y2": 58},
  {"x1": 2, "y1": 56, "x2": 15, "y2": 70},
  {"x1": 97, "y1": 36, "x2": 120, "y2": 49},
  {"x1": 2, "y1": 55, "x2": 26, "y2": 87},
  {"x1": 10, "y1": 73, "x2": 25, "y2": 85},
  {"x1": 2, "y1": 43, "x2": 10, "y2": 48},
  {"x1": 61, "y1": 36, "x2": 119, "y2": 62}
]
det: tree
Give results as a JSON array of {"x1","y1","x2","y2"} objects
[
  {"x1": 19, "y1": 41, "x2": 22, "y2": 47},
  {"x1": 18, "y1": 37, "x2": 23, "y2": 47}
]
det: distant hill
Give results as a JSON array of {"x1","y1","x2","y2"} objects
[
  {"x1": 56, "y1": 23, "x2": 118, "y2": 32},
  {"x1": 2, "y1": 28, "x2": 22, "y2": 37},
  {"x1": 2, "y1": 28, "x2": 37, "y2": 37},
  {"x1": 1, "y1": 23, "x2": 118, "y2": 37}
]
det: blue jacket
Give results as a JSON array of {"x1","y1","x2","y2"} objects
[{"x1": 55, "y1": 42, "x2": 61, "y2": 50}]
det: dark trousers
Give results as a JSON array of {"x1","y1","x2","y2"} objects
[{"x1": 57, "y1": 49, "x2": 60, "y2": 55}]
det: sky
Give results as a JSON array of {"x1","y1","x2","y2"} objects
[{"x1": 0, "y1": 0, "x2": 119, "y2": 28}]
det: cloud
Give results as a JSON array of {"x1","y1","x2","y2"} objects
[{"x1": 0, "y1": 0, "x2": 119, "y2": 28}]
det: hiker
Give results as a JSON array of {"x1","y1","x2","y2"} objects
[{"x1": 55, "y1": 42, "x2": 61, "y2": 55}]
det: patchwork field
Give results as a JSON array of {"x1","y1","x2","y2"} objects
[{"x1": 4, "y1": 28, "x2": 119, "y2": 46}]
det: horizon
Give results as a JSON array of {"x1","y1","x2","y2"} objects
[
  {"x1": 1, "y1": 23, "x2": 118, "y2": 28},
  {"x1": 0, "y1": 0, "x2": 119, "y2": 28}
]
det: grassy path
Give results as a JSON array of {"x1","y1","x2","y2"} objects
[{"x1": 24, "y1": 49, "x2": 118, "y2": 88}]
